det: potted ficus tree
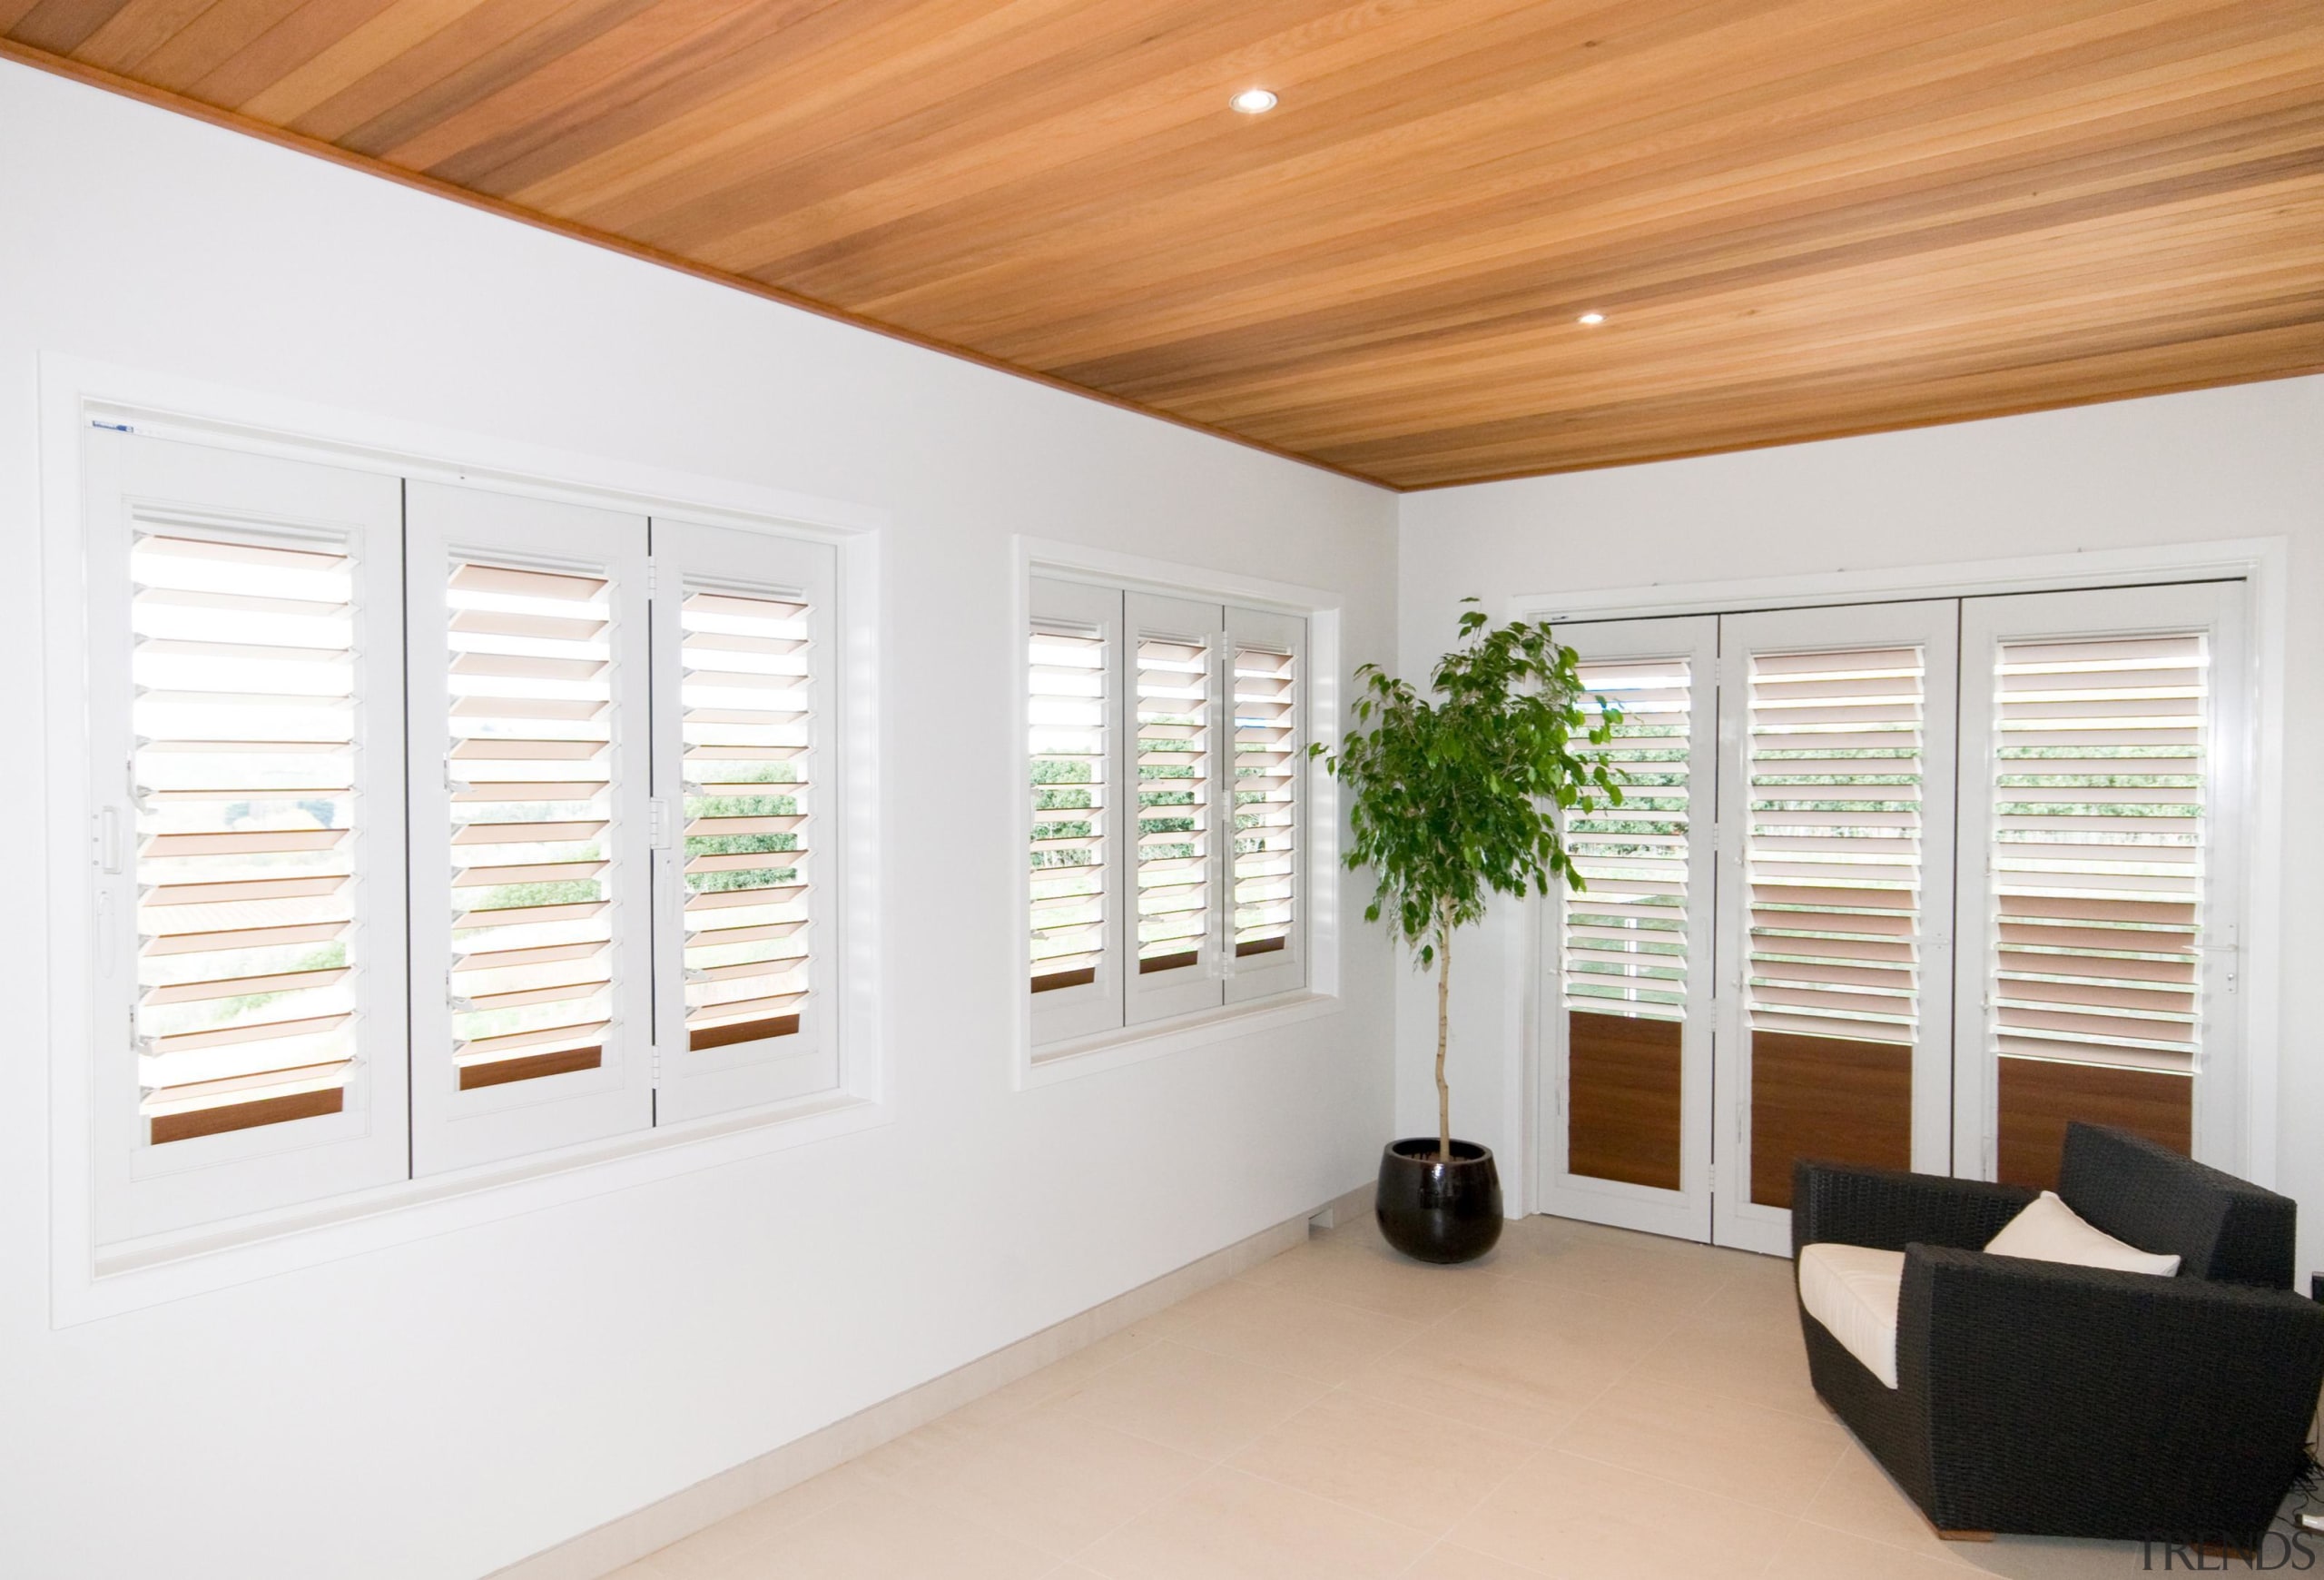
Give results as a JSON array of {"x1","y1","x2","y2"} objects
[{"x1": 1313, "y1": 600, "x2": 1624, "y2": 1264}]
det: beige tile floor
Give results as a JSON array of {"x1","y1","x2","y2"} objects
[{"x1": 612, "y1": 1211, "x2": 2290, "y2": 1578}]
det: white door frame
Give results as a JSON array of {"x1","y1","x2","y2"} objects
[
  {"x1": 1538, "y1": 616, "x2": 1719, "y2": 1241},
  {"x1": 1953, "y1": 581, "x2": 2250, "y2": 1180},
  {"x1": 1710, "y1": 599, "x2": 1958, "y2": 1256},
  {"x1": 1511, "y1": 538, "x2": 2284, "y2": 1229}
]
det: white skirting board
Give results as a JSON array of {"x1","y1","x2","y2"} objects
[{"x1": 488, "y1": 1181, "x2": 1376, "y2": 1580}]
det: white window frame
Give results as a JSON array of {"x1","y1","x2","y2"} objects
[
  {"x1": 41, "y1": 355, "x2": 887, "y2": 1324},
  {"x1": 1012, "y1": 537, "x2": 1344, "y2": 1088},
  {"x1": 652, "y1": 518, "x2": 843, "y2": 1123},
  {"x1": 405, "y1": 482, "x2": 659, "y2": 1172},
  {"x1": 85, "y1": 432, "x2": 414, "y2": 1243},
  {"x1": 1506, "y1": 538, "x2": 2287, "y2": 1219}
]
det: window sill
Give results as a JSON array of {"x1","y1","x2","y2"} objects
[
  {"x1": 62, "y1": 1087, "x2": 889, "y2": 1326},
  {"x1": 1022, "y1": 991, "x2": 1341, "y2": 1088}
]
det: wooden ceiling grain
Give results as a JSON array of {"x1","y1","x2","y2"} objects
[{"x1": 7, "y1": 0, "x2": 2321, "y2": 489}]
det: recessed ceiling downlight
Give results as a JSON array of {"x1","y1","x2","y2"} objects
[
  {"x1": 1230, "y1": 88, "x2": 1279, "y2": 114},
  {"x1": 1578, "y1": 311, "x2": 1607, "y2": 325}
]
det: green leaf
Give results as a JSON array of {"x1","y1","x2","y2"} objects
[{"x1": 1322, "y1": 604, "x2": 1629, "y2": 962}]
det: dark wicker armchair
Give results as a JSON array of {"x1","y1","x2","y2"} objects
[{"x1": 1792, "y1": 1122, "x2": 2324, "y2": 1548}]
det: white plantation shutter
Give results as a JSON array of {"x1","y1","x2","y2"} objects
[
  {"x1": 134, "y1": 535, "x2": 363, "y2": 1135},
  {"x1": 1741, "y1": 647, "x2": 1931, "y2": 1046},
  {"x1": 1127, "y1": 592, "x2": 1223, "y2": 1023},
  {"x1": 677, "y1": 592, "x2": 810, "y2": 1045},
  {"x1": 1561, "y1": 656, "x2": 1695, "y2": 1022},
  {"x1": 1029, "y1": 578, "x2": 1124, "y2": 1044},
  {"x1": 1028, "y1": 632, "x2": 1107, "y2": 989},
  {"x1": 653, "y1": 520, "x2": 839, "y2": 1121},
  {"x1": 1224, "y1": 605, "x2": 1304, "y2": 1003},
  {"x1": 1985, "y1": 634, "x2": 2208, "y2": 1074},
  {"x1": 1026, "y1": 581, "x2": 1308, "y2": 1050},
  {"x1": 444, "y1": 560, "x2": 619, "y2": 1088},
  {"x1": 406, "y1": 484, "x2": 654, "y2": 1173},
  {"x1": 86, "y1": 432, "x2": 409, "y2": 1242},
  {"x1": 1133, "y1": 637, "x2": 1211, "y2": 972},
  {"x1": 1713, "y1": 601, "x2": 1957, "y2": 1253},
  {"x1": 1542, "y1": 615, "x2": 1718, "y2": 1243},
  {"x1": 1954, "y1": 582, "x2": 2244, "y2": 1177}
]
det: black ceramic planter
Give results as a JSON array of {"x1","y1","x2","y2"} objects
[{"x1": 1375, "y1": 1138, "x2": 1503, "y2": 1264}]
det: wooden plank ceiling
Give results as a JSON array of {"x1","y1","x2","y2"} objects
[{"x1": 6, "y1": 0, "x2": 2321, "y2": 489}]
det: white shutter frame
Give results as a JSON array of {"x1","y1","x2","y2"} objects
[
  {"x1": 650, "y1": 518, "x2": 841, "y2": 1121},
  {"x1": 405, "y1": 482, "x2": 654, "y2": 1174},
  {"x1": 1029, "y1": 577, "x2": 1125, "y2": 1047},
  {"x1": 1538, "y1": 615, "x2": 1718, "y2": 1242},
  {"x1": 1953, "y1": 581, "x2": 2248, "y2": 1178},
  {"x1": 88, "y1": 430, "x2": 411, "y2": 1243},
  {"x1": 1125, "y1": 590, "x2": 1226, "y2": 1024},
  {"x1": 1712, "y1": 599, "x2": 1958, "y2": 1256},
  {"x1": 1223, "y1": 605, "x2": 1305, "y2": 1004}
]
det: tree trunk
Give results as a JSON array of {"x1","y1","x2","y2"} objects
[{"x1": 1435, "y1": 904, "x2": 1453, "y2": 1162}]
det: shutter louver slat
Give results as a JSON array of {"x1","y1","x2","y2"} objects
[
  {"x1": 1561, "y1": 657, "x2": 1692, "y2": 1020},
  {"x1": 1137, "y1": 630, "x2": 1210, "y2": 973},
  {"x1": 1746, "y1": 648, "x2": 1926, "y2": 1045},
  {"x1": 1231, "y1": 645, "x2": 1296, "y2": 957},
  {"x1": 679, "y1": 587, "x2": 813, "y2": 1051},
  {"x1": 1987, "y1": 633, "x2": 2207, "y2": 1075},
  {"x1": 444, "y1": 557, "x2": 619, "y2": 1090},
  {"x1": 132, "y1": 529, "x2": 362, "y2": 1142},
  {"x1": 1029, "y1": 624, "x2": 1107, "y2": 992}
]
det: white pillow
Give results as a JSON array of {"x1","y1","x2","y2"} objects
[{"x1": 1984, "y1": 1190, "x2": 2181, "y2": 1277}]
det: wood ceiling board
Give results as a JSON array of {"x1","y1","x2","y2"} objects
[
  {"x1": 1165, "y1": 172, "x2": 2324, "y2": 432},
  {"x1": 8, "y1": 0, "x2": 2321, "y2": 489},
  {"x1": 0, "y1": 35, "x2": 1391, "y2": 492},
  {"x1": 829, "y1": 11, "x2": 2313, "y2": 350},
  {"x1": 1023, "y1": 94, "x2": 2324, "y2": 393}
]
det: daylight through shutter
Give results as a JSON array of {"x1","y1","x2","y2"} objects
[
  {"x1": 1135, "y1": 633, "x2": 1209, "y2": 973},
  {"x1": 444, "y1": 559, "x2": 616, "y2": 1090},
  {"x1": 1987, "y1": 635, "x2": 2206, "y2": 1074},
  {"x1": 1744, "y1": 647, "x2": 1927, "y2": 1046},
  {"x1": 680, "y1": 587, "x2": 811, "y2": 1049},
  {"x1": 1230, "y1": 644, "x2": 1296, "y2": 958},
  {"x1": 133, "y1": 532, "x2": 362, "y2": 1143},
  {"x1": 1562, "y1": 657, "x2": 1693, "y2": 1021},
  {"x1": 1029, "y1": 621, "x2": 1108, "y2": 992}
]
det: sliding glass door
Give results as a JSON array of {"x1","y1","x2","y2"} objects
[{"x1": 1541, "y1": 581, "x2": 2247, "y2": 1252}]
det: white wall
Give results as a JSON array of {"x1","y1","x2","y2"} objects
[
  {"x1": 1396, "y1": 376, "x2": 2324, "y2": 1267},
  {"x1": 0, "y1": 63, "x2": 1400, "y2": 1580}
]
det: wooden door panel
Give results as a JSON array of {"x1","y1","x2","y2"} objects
[
  {"x1": 1567, "y1": 1010, "x2": 1682, "y2": 1192},
  {"x1": 1997, "y1": 1056, "x2": 2191, "y2": 1191},
  {"x1": 1748, "y1": 1031, "x2": 1913, "y2": 1210}
]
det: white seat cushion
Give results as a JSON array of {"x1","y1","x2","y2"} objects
[
  {"x1": 1984, "y1": 1190, "x2": 2181, "y2": 1277},
  {"x1": 1798, "y1": 1242, "x2": 1905, "y2": 1388}
]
